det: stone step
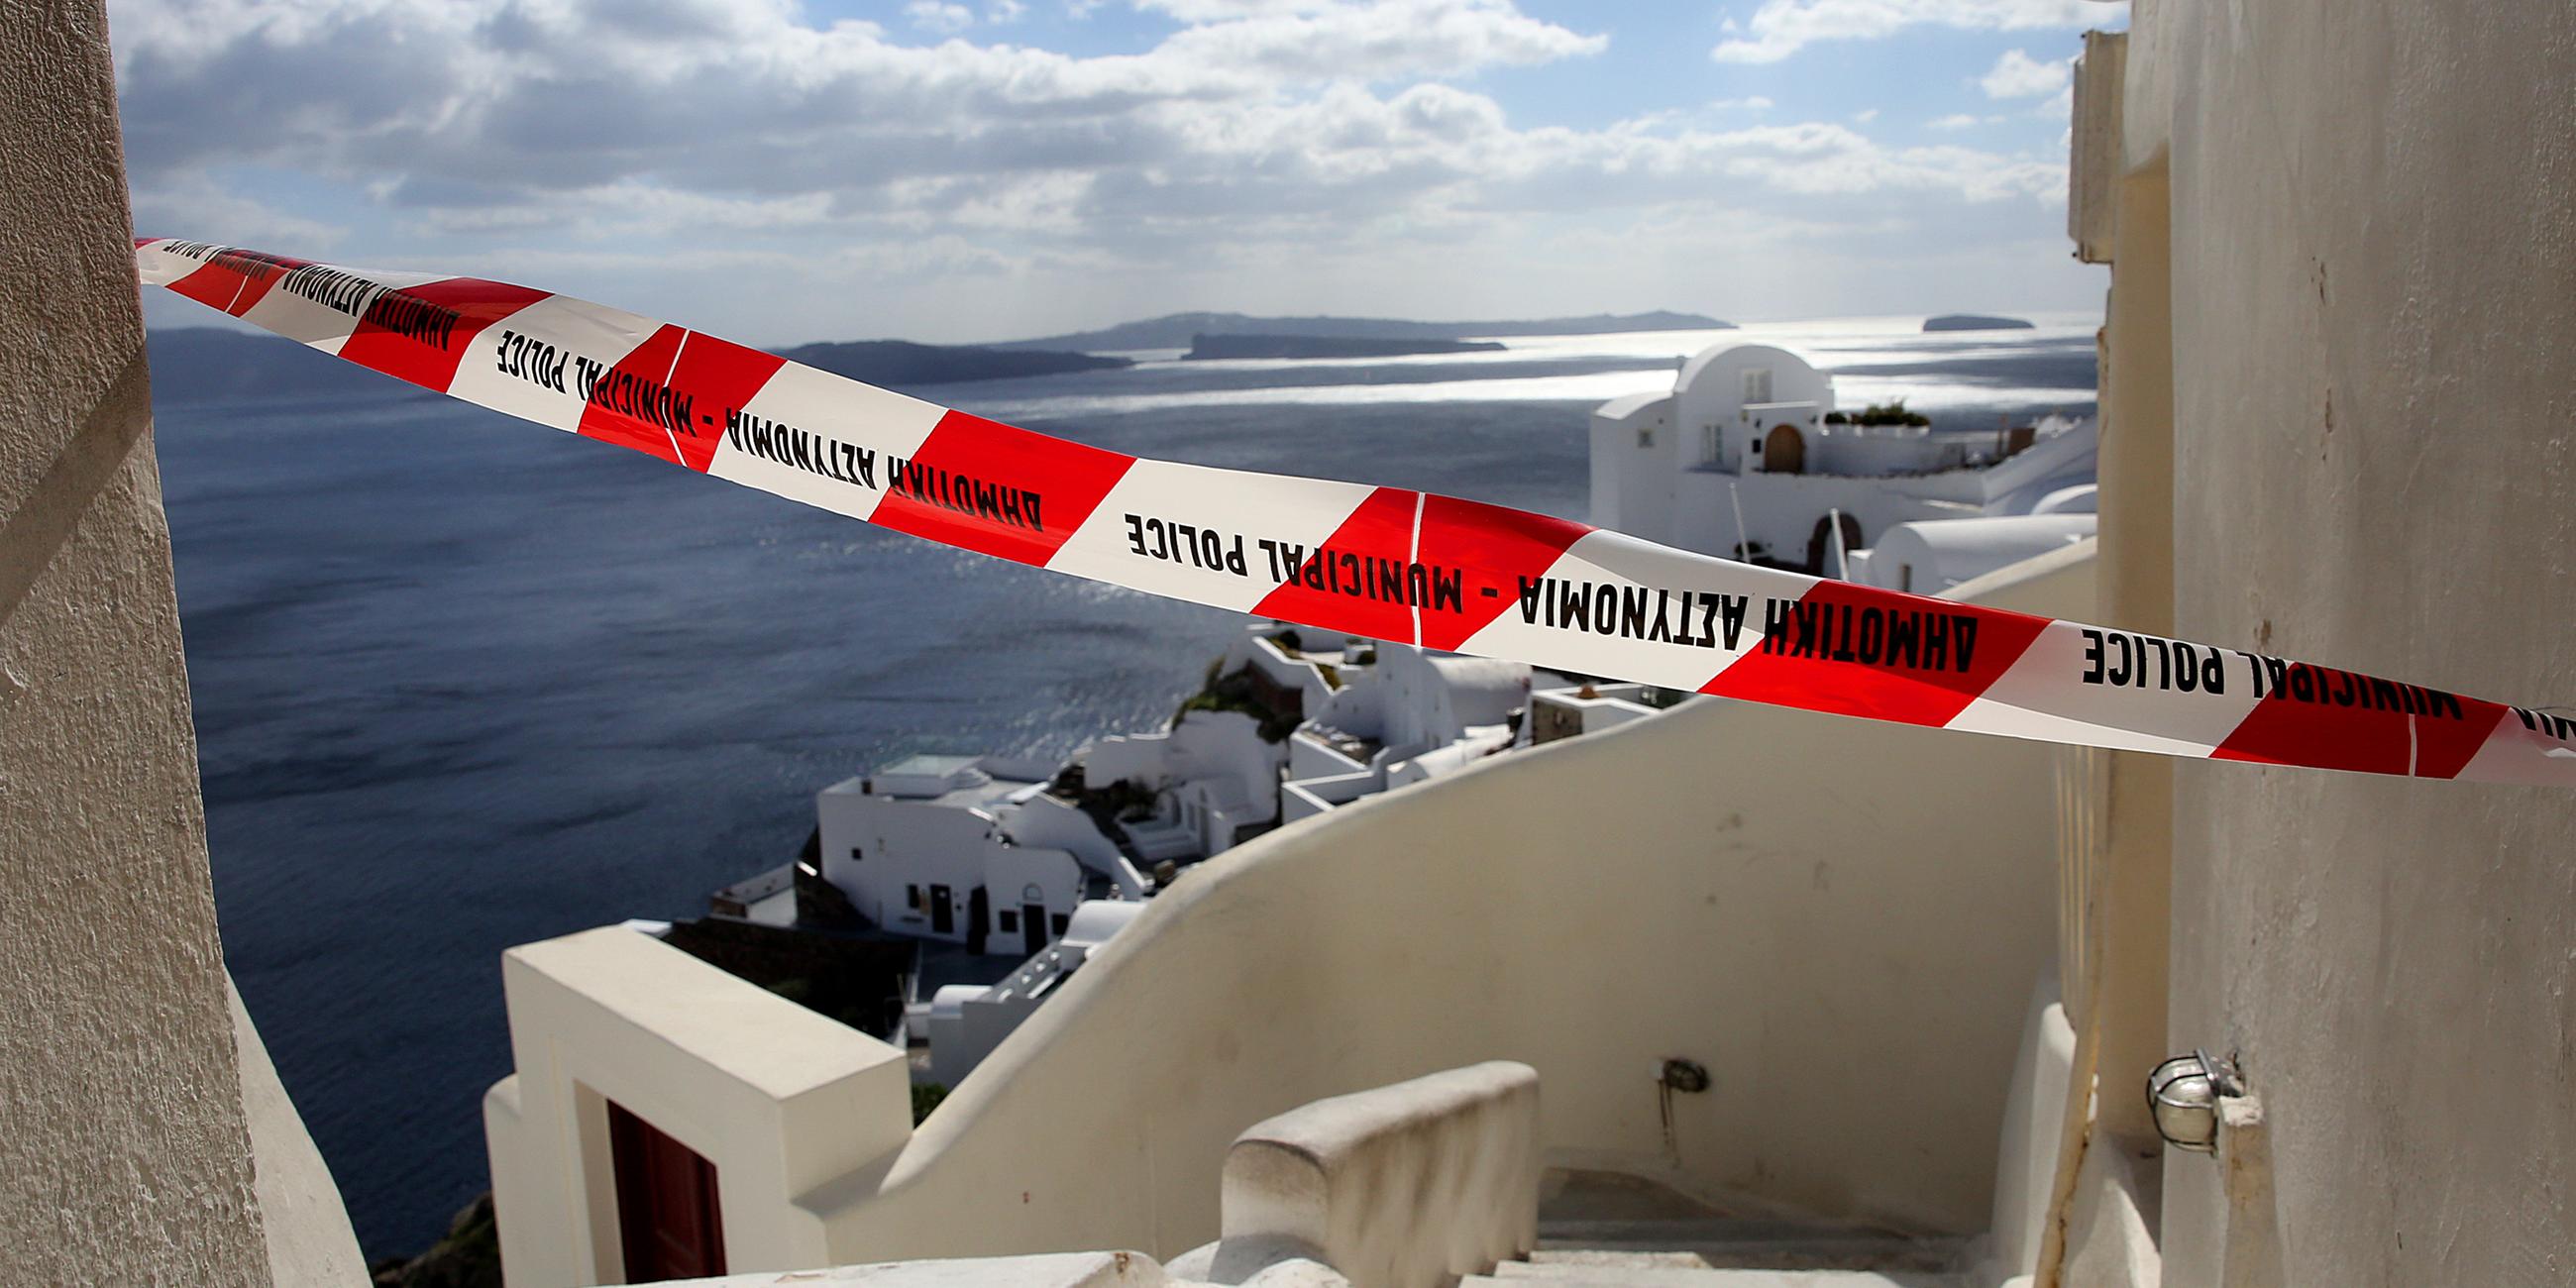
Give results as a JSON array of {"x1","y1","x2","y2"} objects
[
  {"x1": 1468, "y1": 1268, "x2": 1965, "y2": 1288},
  {"x1": 1529, "y1": 1225, "x2": 1967, "y2": 1274},
  {"x1": 1538, "y1": 1218, "x2": 1878, "y2": 1245}
]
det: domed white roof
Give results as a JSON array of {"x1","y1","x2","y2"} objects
[{"x1": 1676, "y1": 342, "x2": 1820, "y2": 395}]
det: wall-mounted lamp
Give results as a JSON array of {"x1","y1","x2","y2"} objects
[{"x1": 2146, "y1": 1048, "x2": 2246, "y2": 1153}]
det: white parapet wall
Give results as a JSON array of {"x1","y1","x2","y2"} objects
[
  {"x1": 776, "y1": 547, "x2": 2094, "y2": 1265},
  {"x1": 1209, "y1": 1061, "x2": 1540, "y2": 1288},
  {"x1": 658, "y1": 1252, "x2": 1174, "y2": 1288}
]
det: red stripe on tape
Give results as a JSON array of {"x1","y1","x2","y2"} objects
[
  {"x1": 2211, "y1": 668, "x2": 2509, "y2": 778},
  {"x1": 665, "y1": 333, "x2": 787, "y2": 473},
  {"x1": 1247, "y1": 487, "x2": 1426, "y2": 644},
  {"x1": 1415, "y1": 497, "x2": 1591, "y2": 651},
  {"x1": 163, "y1": 248, "x2": 310, "y2": 316},
  {"x1": 876, "y1": 410, "x2": 1135, "y2": 566},
  {"x1": 576, "y1": 324, "x2": 691, "y2": 466},
  {"x1": 1702, "y1": 582, "x2": 2047, "y2": 726},
  {"x1": 338, "y1": 277, "x2": 550, "y2": 392}
]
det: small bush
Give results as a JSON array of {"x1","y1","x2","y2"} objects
[
  {"x1": 1850, "y1": 399, "x2": 1931, "y2": 427},
  {"x1": 912, "y1": 1083, "x2": 949, "y2": 1125}
]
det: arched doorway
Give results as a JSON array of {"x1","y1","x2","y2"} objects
[
  {"x1": 1807, "y1": 512, "x2": 1863, "y2": 576},
  {"x1": 1763, "y1": 423, "x2": 1805, "y2": 474}
]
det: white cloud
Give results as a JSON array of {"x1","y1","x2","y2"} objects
[
  {"x1": 1927, "y1": 113, "x2": 1980, "y2": 130},
  {"x1": 129, "y1": 172, "x2": 348, "y2": 250},
  {"x1": 907, "y1": 1, "x2": 976, "y2": 33},
  {"x1": 988, "y1": 0, "x2": 1029, "y2": 21},
  {"x1": 1711, "y1": 95, "x2": 1774, "y2": 110},
  {"x1": 1152, "y1": 0, "x2": 1605, "y2": 81},
  {"x1": 1978, "y1": 48, "x2": 2072, "y2": 98},
  {"x1": 1852, "y1": 107, "x2": 1879, "y2": 123},
  {"x1": 109, "y1": 0, "x2": 2087, "y2": 338},
  {"x1": 1712, "y1": 0, "x2": 2105, "y2": 64}
]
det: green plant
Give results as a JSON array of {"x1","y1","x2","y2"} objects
[
  {"x1": 912, "y1": 1082, "x2": 949, "y2": 1125},
  {"x1": 1174, "y1": 664, "x2": 1301, "y2": 741},
  {"x1": 1850, "y1": 399, "x2": 1931, "y2": 427}
]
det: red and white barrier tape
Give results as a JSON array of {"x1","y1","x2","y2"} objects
[{"x1": 135, "y1": 238, "x2": 2576, "y2": 786}]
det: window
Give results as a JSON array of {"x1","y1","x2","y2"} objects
[
  {"x1": 1051, "y1": 913, "x2": 1070, "y2": 935},
  {"x1": 1742, "y1": 367, "x2": 1772, "y2": 404},
  {"x1": 1700, "y1": 424, "x2": 1721, "y2": 466},
  {"x1": 1636, "y1": 427, "x2": 1654, "y2": 448},
  {"x1": 906, "y1": 884, "x2": 922, "y2": 912},
  {"x1": 1898, "y1": 565, "x2": 1913, "y2": 592},
  {"x1": 848, "y1": 846, "x2": 863, "y2": 862},
  {"x1": 999, "y1": 910, "x2": 1020, "y2": 933}
]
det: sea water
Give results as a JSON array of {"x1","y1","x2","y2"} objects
[{"x1": 155, "y1": 315, "x2": 2096, "y2": 1258}]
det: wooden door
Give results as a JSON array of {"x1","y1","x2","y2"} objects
[
  {"x1": 608, "y1": 1101, "x2": 725, "y2": 1283},
  {"x1": 1763, "y1": 423, "x2": 1805, "y2": 474}
]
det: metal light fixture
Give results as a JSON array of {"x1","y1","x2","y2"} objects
[{"x1": 2146, "y1": 1048, "x2": 2245, "y2": 1153}]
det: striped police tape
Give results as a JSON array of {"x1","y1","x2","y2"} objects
[{"x1": 134, "y1": 238, "x2": 2576, "y2": 787}]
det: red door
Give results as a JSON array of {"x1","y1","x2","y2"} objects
[{"x1": 608, "y1": 1101, "x2": 726, "y2": 1282}]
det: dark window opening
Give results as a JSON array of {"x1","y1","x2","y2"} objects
[
  {"x1": 1050, "y1": 913, "x2": 1070, "y2": 935},
  {"x1": 998, "y1": 910, "x2": 1020, "y2": 932}
]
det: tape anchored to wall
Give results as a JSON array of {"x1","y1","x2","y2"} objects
[{"x1": 133, "y1": 238, "x2": 2576, "y2": 786}]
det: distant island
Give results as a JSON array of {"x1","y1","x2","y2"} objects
[
  {"x1": 142, "y1": 328, "x2": 1127, "y2": 405},
  {"x1": 1183, "y1": 334, "x2": 1506, "y2": 361},
  {"x1": 998, "y1": 309, "x2": 1731, "y2": 352},
  {"x1": 1923, "y1": 313, "x2": 2036, "y2": 332},
  {"x1": 779, "y1": 340, "x2": 1129, "y2": 385}
]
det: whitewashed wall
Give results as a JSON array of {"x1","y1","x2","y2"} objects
[{"x1": 789, "y1": 552, "x2": 2093, "y2": 1265}]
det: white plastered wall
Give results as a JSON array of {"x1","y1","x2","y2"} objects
[
  {"x1": 2129, "y1": 0, "x2": 2576, "y2": 1281},
  {"x1": 1, "y1": 5, "x2": 356, "y2": 1284}
]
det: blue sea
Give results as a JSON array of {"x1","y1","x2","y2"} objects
[{"x1": 156, "y1": 315, "x2": 2097, "y2": 1259}]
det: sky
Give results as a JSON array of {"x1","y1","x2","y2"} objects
[{"x1": 110, "y1": 0, "x2": 2127, "y2": 345}]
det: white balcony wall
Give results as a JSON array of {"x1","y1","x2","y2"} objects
[{"x1": 785, "y1": 548, "x2": 2093, "y2": 1265}]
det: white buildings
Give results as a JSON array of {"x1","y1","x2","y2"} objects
[
  {"x1": 1852, "y1": 512, "x2": 2100, "y2": 595},
  {"x1": 817, "y1": 754, "x2": 1145, "y2": 958},
  {"x1": 1589, "y1": 342, "x2": 2099, "y2": 575},
  {"x1": 810, "y1": 624, "x2": 1600, "y2": 966},
  {"x1": 787, "y1": 621, "x2": 1616, "y2": 1081},
  {"x1": 1280, "y1": 642, "x2": 1579, "y2": 822},
  {"x1": 922, "y1": 900, "x2": 1144, "y2": 1087}
]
